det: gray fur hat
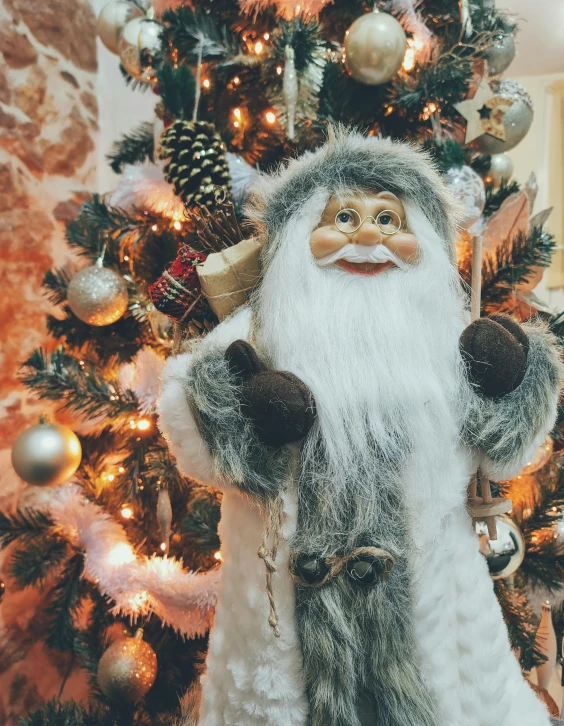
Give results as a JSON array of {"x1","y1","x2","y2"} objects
[{"x1": 246, "y1": 126, "x2": 460, "y2": 262}]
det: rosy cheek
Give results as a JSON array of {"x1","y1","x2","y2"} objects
[
  {"x1": 310, "y1": 227, "x2": 349, "y2": 259},
  {"x1": 386, "y1": 233, "x2": 420, "y2": 263}
]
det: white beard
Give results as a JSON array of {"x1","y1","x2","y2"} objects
[{"x1": 251, "y1": 192, "x2": 474, "y2": 539}]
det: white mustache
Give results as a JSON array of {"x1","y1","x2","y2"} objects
[{"x1": 315, "y1": 243, "x2": 408, "y2": 270}]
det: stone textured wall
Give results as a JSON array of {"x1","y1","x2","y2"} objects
[{"x1": 0, "y1": 0, "x2": 98, "y2": 720}]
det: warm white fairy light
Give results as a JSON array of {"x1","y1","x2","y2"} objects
[
  {"x1": 119, "y1": 466, "x2": 125, "y2": 473},
  {"x1": 107, "y1": 473, "x2": 115, "y2": 482},
  {"x1": 202, "y1": 78, "x2": 210, "y2": 89},
  {"x1": 121, "y1": 506, "x2": 133, "y2": 519},
  {"x1": 214, "y1": 551, "x2": 223, "y2": 561},
  {"x1": 160, "y1": 542, "x2": 167, "y2": 552},
  {"x1": 107, "y1": 542, "x2": 136, "y2": 566},
  {"x1": 276, "y1": 66, "x2": 283, "y2": 75},
  {"x1": 151, "y1": 224, "x2": 158, "y2": 231},
  {"x1": 254, "y1": 40, "x2": 263, "y2": 54},
  {"x1": 137, "y1": 418, "x2": 151, "y2": 431},
  {"x1": 265, "y1": 111, "x2": 276, "y2": 124},
  {"x1": 173, "y1": 220, "x2": 182, "y2": 230},
  {"x1": 233, "y1": 76, "x2": 241, "y2": 85}
]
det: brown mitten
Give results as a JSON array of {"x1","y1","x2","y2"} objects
[
  {"x1": 225, "y1": 340, "x2": 317, "y2": 447},
  {"x1": 460, "y1": 314, "x2": 529, "y2": 398}
]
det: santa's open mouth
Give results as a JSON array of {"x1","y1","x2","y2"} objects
[{"x1": 335, "y1": 259, "x2": 395, "y2": 276}]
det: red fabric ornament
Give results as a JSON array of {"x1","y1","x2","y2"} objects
[{"x1": 148, "y1": 247, "x2": 208, "y2": 323}]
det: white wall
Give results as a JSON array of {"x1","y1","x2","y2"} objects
[{"x1": 89, "y1": 0, "x2": 157, "y2": 194}]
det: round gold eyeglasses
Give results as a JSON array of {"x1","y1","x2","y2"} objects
[{"x1": 334, "y1": 208, "x2": 403, "y2": 236}]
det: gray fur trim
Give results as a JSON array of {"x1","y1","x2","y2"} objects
[
  {"x1": 293, "y1": 445, "x2": 440, "y2": 726},
  {"x1": 463, "y1": 319, "x2": 564, "y2": 480},
  {"x1": 246, "y1": 125, "x2": 460, "y2": 264},
  {"x1": 550, "y1": 719, "x2": 564, "y2": 725},
  {"x1": 185, "y1": 343, "x2": 290, "y2": 499}
]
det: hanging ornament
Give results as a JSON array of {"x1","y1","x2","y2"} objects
[
  {"x1": 472, "y1": 80, "x2": 534, "y2": 155},
  {"x1": 283, "y1": 45, "x2": 299, "y2": 140},
  {"x1": 535, "y1": 601, "x2": 557, "y2": 690},
  {"x1": 475, "y1": 514, "x2": 525, "y2": 579},
  {"x1": 344, "y1": 9, "x2": 406, "y2": 86},
  {"x1": 520, "y1": 436, "x2": 554, "y2": 476},
  {"x1": 159, "y1": 120, "x2": 232, "y2": 209},
  {"x1": 445, "y1": 165, "x2": 486, "y2": 230},
  {"x1": 148, "y1": 246, "x2": 212, "y2": 329},
  {"x1": 67, "y1": 258, "x2": 129, "y2": 326},
  {"x1": 157, "y1": 485, "x2": 173, "y2": 554},
  {"x1": 97, "y1": 629, "x2": 157, "y2": 701},
  {"x1": 487, "y1": 153, "x2": 514, "y2": 187},
  {"x1": 96, "y1": 0, "x2": 143, "y2": 55},
  {"x1": 485, "y1": 32, "x2": 516, "y2": 76},
  {"x1": 11, "y1": 416, "x2": 82, "y2": 487},
  {"x1": 119, "y1": 17, "x2": 163, "y2": 83}
]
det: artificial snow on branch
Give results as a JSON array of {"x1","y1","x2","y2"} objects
[{"x1": 47, "y1": 486, "x2": 220, "y2": 638}]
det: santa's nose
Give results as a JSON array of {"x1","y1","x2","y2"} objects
[{"x1": 351, "y1": 219, "x2": 383, "y2": 246}]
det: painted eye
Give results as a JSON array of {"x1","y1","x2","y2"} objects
[
  {"x1": 379, "y1": 214, "x2": 393, "y2": 225},
  {"x1": 337, "y1": 212, "x2": 353, "y2": 224}
]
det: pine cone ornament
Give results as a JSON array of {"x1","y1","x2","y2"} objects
[
  {"x1": 148, "y1": 247, "x2": 216, "y2": 334},
  {"x1": 159, "y1": 121, "x2": 232, "y2": 209}
]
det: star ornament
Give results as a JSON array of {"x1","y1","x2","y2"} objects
[{"x1": 455, "y1": 78, "x2": 515, "y2": 144}]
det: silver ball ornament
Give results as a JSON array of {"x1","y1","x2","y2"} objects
[
  {"x1": 67, "y1": 264, "x2": 128, "y2": 326},
  {"x1": 488, "y1": 153, "x2": 514, "y2": 187},
  {"x1": 475, "y1": 514, "x2": 525, "y2": 580},
  {"x1": 12, "y1": 420, "x2": 82, "y2": 487},
  {"x1": 485, "y1": 32, "x2": 516, "y2": 76},
  {"x1": 119, "y1": 17, "x2": 163, "y2": 83},
  {"x1": 445, "y1": 165, "x2": 486, "y2": 229},
  {"x1": 473, "y1": 80, "x2": 533, "y2": 154},
  {"x1": 344, "y1": 10, "x2": 406, "y2": 86},
  {"x1": 96, "y1": 1, "x2": 143, "y2": 55}
]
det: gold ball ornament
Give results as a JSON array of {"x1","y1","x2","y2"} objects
[
  {"x1": 472, "y1": 80, "x2": 534, "y2": 155},
  {"x1": 119, "y1": 17, "x2": 163, "y2": 83},
  {"x1": 11, "y1": 418, "x2": 82, "y2": 487},
  {"x1": 475, "y1": 514, "x2": 525, "y2": 580},
  {"x1": 344, "y1": 9, "x2": 406, "y2": 86},
  {"x1": 96, "y1": 0, "x2": 143, "y2": 55},
  {"x1": 97, "y1": 630, "x2": 157, "y2": 701},
  {"x1": 67, "y1": 263, "x2": 128, "y2": 326},
  {"x1": 487, "y1": 153, "x2": 514, "y2": 187}
]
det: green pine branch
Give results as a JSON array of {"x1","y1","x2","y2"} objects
[
  {"x1": 484, "y1": 180, "x2": 521, "y2": 219},
  {"x1": 160, "y1": 6, "x2": 235, "y2": 66},
  {"x1": 156, "y1": 63, "x2": 197, "y2": 121},
  {"x1": 481, "y1": 226, "x2": 556, "y2": 313},
  {"x1": 107, "y1": 122, "x2": 155, "y2": 174},
  {"x1": 0, "y1": 509, "x2": 54, "y2": 548},
  {"x1": 43, "y1": 267, "x2": 77, "y2": 306},
  {"x1": 46, "y1": 553, "x2": 86, "y2": 651},
  {"x1": 20, "y1": 348, "x2": 140, "y2": 424},
  {"x1": 10, "y1": 535, "x2": 69, "y2": 589}
]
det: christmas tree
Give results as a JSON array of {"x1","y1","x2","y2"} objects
[{"x1": 3, "y1": 0, "x2": 564, "y2": 723}]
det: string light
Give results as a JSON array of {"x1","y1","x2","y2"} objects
[
  {"x1": 137, "y1": 419, "x2": 151, "y2": 431},
  {"x1": 233, "y1": 76, "x2": 241, "y2": 85},
  {"x1": 107, "y1": 542, "x2": 136, "y2": 566},
  {"x1": 107, "y1": 473, "x2": 115, "y2": 482},
  {"x1": 263, "y1": 32, "x2": 270, "y2": 40},
  {"x1": 403, "y1": 48, "x2": 416, "y2": 72},
  {"x1": 173, "y1": 220, "x2": 182, "y2": 230},
  {"x1": 276, "y1": 66, "x2": 283, "y2": 75},
  {"x1": 123, "y1": 255, "x2": 129, "y2": 261},
  {"x1": 160, "y1": 542, "x2": 167, "y2": 552},
  {"x1": 151, "y1": 224, "x2": 158, "y2": 231},
  {"x1": 214, "y1": 551, "x2": 222, "y2": 561},
  {"x1": 421, "y1": 102, "x2": 438, "y2": 121},
  {"x1": 233, "y1": 108, "x2": 242, "y2": 120},
  {"x1": 265, "y1": 111, "x2": 276, "y2": 124},
  {"x1": 121, "y1": 506, "x2": 133, "y2": 519},
  {"x1": 202, "y1": 78, "x2": 210, "y2": 89},
  {"x1": 254, "y1": 41, "x2": 263, "y2": 54},
  {"x1": 118, "y1": 466, "x2": 125, "y2": 473}
]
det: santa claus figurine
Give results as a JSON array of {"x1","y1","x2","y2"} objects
[{"x1": 159, "y1": 128, "x2": 563, "y2": 726}]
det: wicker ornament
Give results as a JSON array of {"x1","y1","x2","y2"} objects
[{"x1": 159, "y1": 120, "x2": 232, "y2": 209}]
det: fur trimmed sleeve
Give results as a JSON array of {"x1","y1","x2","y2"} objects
[
  {"x1": 464, "y1": 319, "x2": 563, "y2": 481},
  {"x1": 158, "y1": 308, "x2": 289, "y2": 498}
]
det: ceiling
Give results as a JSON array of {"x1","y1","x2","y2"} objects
[{"x1": 502, "y1": 0, "x2": 564, "y2": 76}]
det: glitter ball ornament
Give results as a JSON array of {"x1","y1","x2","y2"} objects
[
  {"x1": 11, "y1": 417, "x2": 82, "y2": 487},
  {"x1": 97, "y1": 629, "x2": 157, "y2": 701},
  {"x1": 485, "y1": 32, "x2": 516, "y2": 76},
  {"x1": 96, "y1": 0, "x2": 143, "y2": 55},
  {"x1": 472, "y1": 80, "x2": 534, "y2": 155},
  {"x1": 344, "y1": 9, "x2": 406, "y2": 86},
  {"x1": 159, "y1": 120, "x2": 232, "y2": 209},
  {"x1": 445, "y1": 165, "x2": 486, "y2": 229},
  {"x1": 475, "y1": 514, "x2": 525, "y2": 580},
  {"x1": 487, "y1": 153, "x2": 514, "y2": 187},
  {"x1": 67, "y1": 262, "x2": 128, "y2": 326},
  {"x1": 119, "y1": 17, "x2": 163, "y2": 83}
]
